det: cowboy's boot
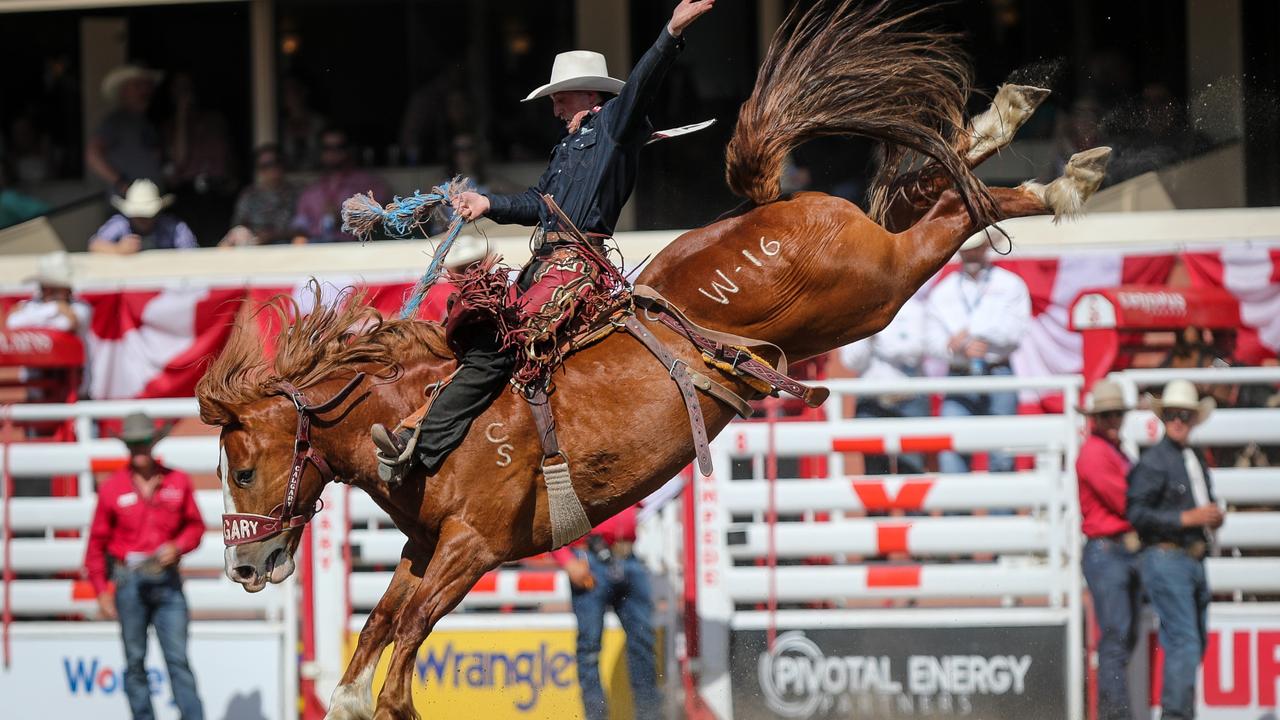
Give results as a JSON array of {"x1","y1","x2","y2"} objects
[{"x1": 371, "y1": 423, "x2": 421, "y2": 486}]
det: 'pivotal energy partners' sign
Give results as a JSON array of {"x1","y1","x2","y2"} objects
[{"x1": 731, "y1": 625, "x2": 1066, "y2": 720}]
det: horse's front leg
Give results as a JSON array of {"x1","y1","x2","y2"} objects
[
  {"x1": 326, "y1": 546, "x2": 426, "y2": 720},
  {"x1": 372, "y1": 519, "x2": 498, "y2": 720}
]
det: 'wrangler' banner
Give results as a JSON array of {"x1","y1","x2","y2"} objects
[{"x1": 354, "y1": 626, "x2": 636, "y2": 719}]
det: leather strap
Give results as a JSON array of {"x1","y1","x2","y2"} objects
[
  {"x1": 527, "y1": 388, "x2": 562, "y2": 460},
  {"x1": 633, "y1": 285, "x2": 830, "y2": 408},
  {"x1": 222, "y1": 372, "x2": 364, "y2": 547},
  {"x1": 687, "y1": 368, "x2": 754, "y2": 418},
  {"x1": 634, "y1": 284, "x2": 789, "y2": 374},
  {"x1": 623, "y1": 316, "x2": 714, "y2": 476}
]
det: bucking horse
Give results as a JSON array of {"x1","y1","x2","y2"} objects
[{"x1": 196, "y1": 2, "x2": 1110, "y2": 718}]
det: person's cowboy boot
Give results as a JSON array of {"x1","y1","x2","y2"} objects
[{"x1": 371, "y1": 423, "x2": 420, "y2": 486}]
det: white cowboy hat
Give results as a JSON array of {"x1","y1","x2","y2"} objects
[
  {"x1": 26, "y1": 251, "x2": 75, "y2": 288},
  {"x1": 1147, "y1": 379, "x2": 1215, "y2": 426},
  {"x1": 1077, "y1": 379, "x2": 1131, "y2": 415},
  {"x1": 101, "y1": 64, "x2": 163, "y2": 104},
  {"x1": 523, "y1": 51, "x2": 624, "y2": 102},
  {"x1": 443, "y1": 234, "x2": 490, "y2": 270},
  {"x1": 111, "y1": 179, "x2": 174, "y2": 218}
]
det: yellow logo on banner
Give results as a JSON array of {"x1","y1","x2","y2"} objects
[{"x1": 353, "y1": 627, "x2": 635, "y2": 719}]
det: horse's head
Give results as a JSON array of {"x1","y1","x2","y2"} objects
[{"x1": 203, "y1": 373, "x2": 364, "y2": 592}]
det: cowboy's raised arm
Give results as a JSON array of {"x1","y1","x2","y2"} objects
[{"x1": 607, "y1": 0, "x2": 715, "y2": 142}]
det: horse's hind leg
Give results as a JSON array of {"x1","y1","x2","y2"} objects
[
  {"x1": 883, "y1": 84, "x2": 1051, "y2": 231},
  {"x1": 326, "y1": 548, "x2": 424, "y2": 720},
  {"x1": 372, "y1": 520, "x2": 498, "y2": 720}
]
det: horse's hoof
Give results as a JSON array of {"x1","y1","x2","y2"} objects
[
  {"x1": 965, "y1": 83, "x2": 1052, "y2": 163},
  {"x1": 1044, "y1": 146, "x2": 1112, "y2": 221}
]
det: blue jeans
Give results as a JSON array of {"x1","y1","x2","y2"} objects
[
  {"x1": 570, "y1": 552, "x2": 662, "y2": 720},
  {"x1": 113, "y1": 566, "x2": 204, "y2": 720},
  {"x1": 1139, "y1": 547, "x2": 1210, "y2": 720},
  {"x1": 1083, "y1": 538, "x2": 1142, "y2": 720},
  {"x1": 939, "y1": 365, "x2": 1017, "y2": 473}
]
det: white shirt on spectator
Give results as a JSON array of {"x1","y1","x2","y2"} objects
[
  {"x1": 5, "y1": 298, "x2": 91, "y2": 334},
  {"x1": 926, "y1": 265, "x2": 1030, "y2": 367},
  {"x1": 840, "y1": 293, "x2": 927, "y2": 380}
]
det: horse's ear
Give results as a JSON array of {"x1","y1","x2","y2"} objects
[{"x1": 198, "y1": 396, "x2": 239, "y2": 427}]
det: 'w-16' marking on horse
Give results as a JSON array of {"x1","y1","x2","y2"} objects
[{"x1": 697, "y1": 235, "x2": 784, "y2": 305}]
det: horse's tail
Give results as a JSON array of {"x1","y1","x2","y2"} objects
[{"x1": 724, "y1": 0, "x2": 1000, "y2": 229}]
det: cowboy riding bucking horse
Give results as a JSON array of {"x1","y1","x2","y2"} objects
[
  {"x1": 369, "y1": 0, "x2": 718, "y2": 482},
  {"x1": 199, "y1": 0, "x2": 1113, "y2": 716}
]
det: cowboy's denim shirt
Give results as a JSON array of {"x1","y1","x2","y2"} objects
[
  {"x1": 1126, "y1": 436, "x2": 1216, "y2": 548},
  {"x1": 484, "y1": 27, "x2": 685, "y2": 236}
]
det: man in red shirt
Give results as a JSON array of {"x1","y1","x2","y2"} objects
[
  {"x1": 552, "y1": 505, "x2": 660, "y2": 720},
  {"x1": 1076, "y1": 380, "x2": 1138, "y2": 720},
  {"x1": 84, "y1": 412, "x2": 206, "y2": 720}
]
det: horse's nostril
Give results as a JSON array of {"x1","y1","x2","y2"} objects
[{"x1": 233, "y1": 565, "x2": 257, "y2": 580}]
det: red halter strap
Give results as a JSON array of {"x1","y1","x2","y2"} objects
[{"x1": 222, "y1": 372, "x2": 365, "y2": 547}]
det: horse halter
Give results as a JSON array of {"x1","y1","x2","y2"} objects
[{"x1": 221, "y1": 372, "x2": 365, "y2": 547}]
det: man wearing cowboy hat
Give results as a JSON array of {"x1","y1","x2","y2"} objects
[
  {"x1": 84, "y1": 412, "x2": 206, "y2": 719},
  {"x1": 90, "y1": 179, "x2": 198, "y2": 253},
  {"x1": 6, "y1": 251, "x2": 89, "y2": 336},
  {"x1": 372, "y1": 0, "x2": 715, "y2": 477},
  {"x1": 5, "y1": 251, "x2": 93, "y2": 400},
  {"x1": 1127, "y1": 379, "x2": 1222, "y2": 720},
  {"x1": 87, "y1": 64, "x2": 165, "y2": 196},
  {"x1": 1075, "y1": 379, "x2": 1140, "y2": 720}
]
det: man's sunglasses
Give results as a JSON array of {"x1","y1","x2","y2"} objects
[
  {"x1": 1162, "y1": 409, "x2": 1196, "y2": 424},
  {"x1": 1096, "y1": 410, "x2": 1125, "y2": 421}
]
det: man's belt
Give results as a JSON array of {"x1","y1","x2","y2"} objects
[
  {"x1": 1154, "y1": 540, "x2": 1207, "y2": 560},
  {"x1": 532, "y1": 229, "x2": 608, "y2": 251},
  {"x1": 1090, "y1": 530, "x2": 1141, "y2": 552}
]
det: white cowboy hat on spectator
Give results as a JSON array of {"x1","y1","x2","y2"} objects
[
  {"x1": 101, "y1": 64, "x2": 163, "y2": 104},
  {"x1": 443, "y1": 234, "x2": 490, "y2": 270},
  {"x1": 1147, "y1": 379, "x2": 1215, "y2": 426},
  {"x1": 111, "y1": 179, "x2": 174, "y2": 218},
  {"x1": 523, "y1": 51, "x2": 624, "y2": 102},
  {"x1": 1077, "y1": 379, "x2": 1131, "y2": 415},
  {"x1": 25, "y1": 251, "x2": 74, "y2": 288}
]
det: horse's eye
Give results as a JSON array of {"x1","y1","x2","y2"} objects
[{"x1": 234, "y1": 469, "x2": 255, "y2": 488}]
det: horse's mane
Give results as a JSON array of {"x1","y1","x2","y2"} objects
[
  {"x1": 724, "y1": 0, "x2": 1000, "y2": 230},
  {"x1": 196, "y1": 281, "x2": 451, "y2": 425}
]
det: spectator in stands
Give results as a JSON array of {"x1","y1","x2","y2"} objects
[
  {"x1": 89, "y1": 179, "x2": 197, "y2": 253},
  {"x1": 5, "y1": 251, "x2": 92, "y2": 400},
  {"x1": 161, "y1": 71, "x2": 238, "y2": 244},
  {"x1": 553, "y1": 505, "x2": 661, "y2": 720},
  {"x1": 1127, "y1": 380, "x2": 1222, "y2": 720},
  {"x1": 221, "y1": 144, "x2": 298, "y2": 247},
  {"x1": 926, "y1": 235, "x2": 1031, "y2": 473},
  {"x1": 1076, "y1": 380, "x2": 1139, "y2": 720},
  {"x1": 84, "y1": 412, "x2": 206, "y2": 720},
  {"x1": 86, "y1": 65, "x2": 164, "y2": 196},
  {"x1": 0, "y1": 163, "x2": 50, "y2": 229},
  {"x1": 839, "y1": 290, "x2": 928, "y2": 474},
  {"x1": 291, "y1": 128, "x2": 390, "y2": 244},
  {"x1": 6, "y1": 251, "x2": 90, "y2": 336},
  {"x1": 279, "y1": 76, "x2": 326, "y2": 170}
]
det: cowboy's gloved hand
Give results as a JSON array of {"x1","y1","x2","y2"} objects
[
  {"x1": 451, "y1": 192, "x2": 490, "y2": 222},
  {"x1": 669, "y1": 0, "x2": 715, "y2": 36}
]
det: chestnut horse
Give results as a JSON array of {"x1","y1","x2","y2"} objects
[{"x1": 197, "y1": 2, "x2": 1109, "y2": 718}]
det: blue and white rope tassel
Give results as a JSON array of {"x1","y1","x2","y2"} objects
[{"x1": 339, "y1": 178, "x2": 474, "y2": 319}]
